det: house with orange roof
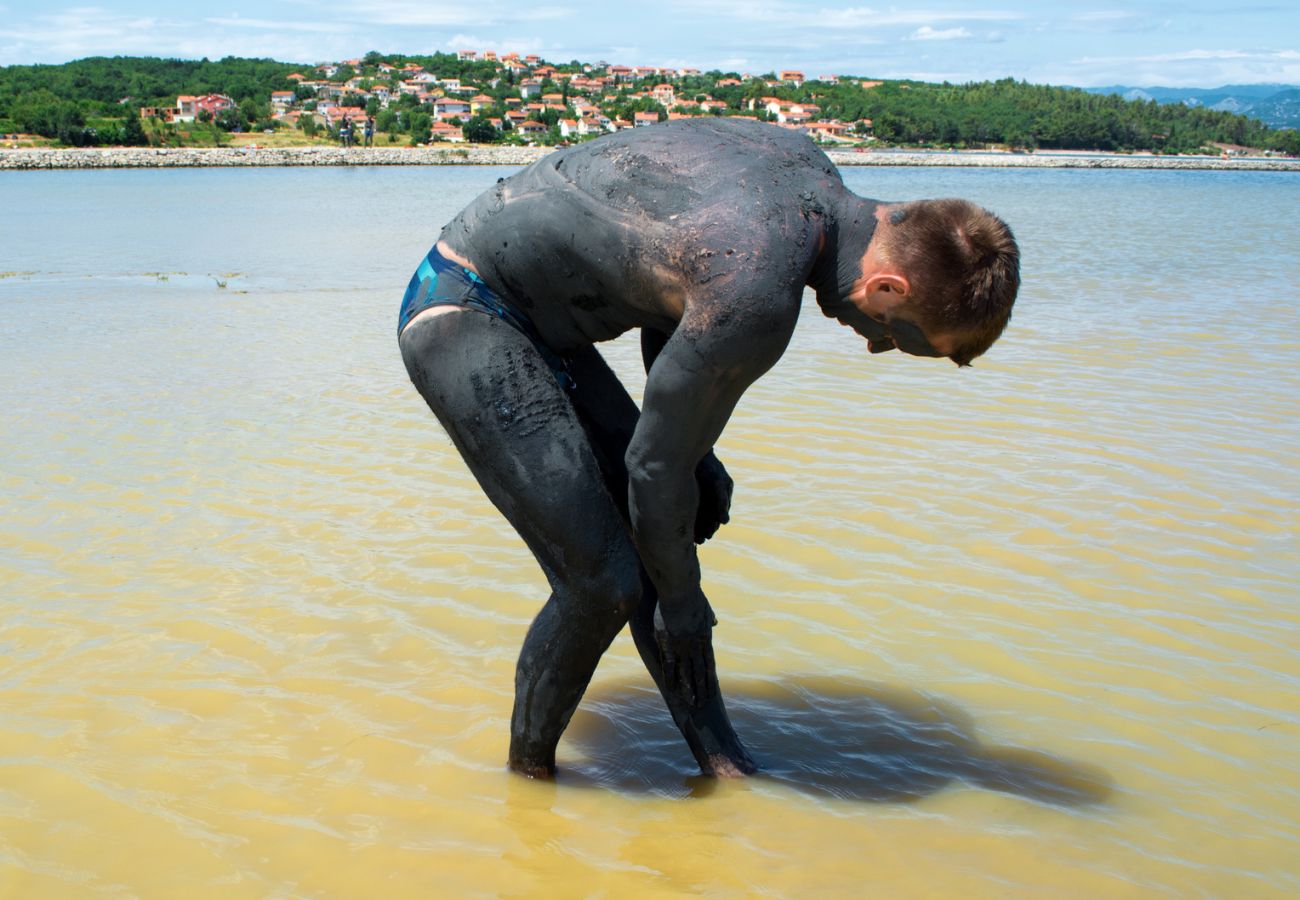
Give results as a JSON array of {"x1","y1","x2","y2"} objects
[
  {"x1": 287, "y1": 73, "x2": 306, "y2": 82},
  {"x1": 271, "y1": 91, "x2": 295, "y2": 109},
  {"x1": 470, "y1": 94, "x2": 495, "y2": 114},
  {"x1": 433, "y1": 97, "x2": 472, "y2": 120},
  {"x1": 558, "y1": 118, "x2": 578, "y2": 138},
  {"x1": 803, "y1": 121, "x2": 851, "y2": 141},
  {"x1": 607, "y1": 65, "x2": 633, "y2": 82},
  {"x1": 172, "y1": 93, "x2": 235, "y2": 123},
  {"x1": 652, "y1": 84, "x2": 676, "y2": 107},
  {"x1": 519, "y1": 79, "x2": 542, "y2": 98},
  {"x1": 457, "y1": 50, "x2": 477, "y2": 61},
  {"x1": 577, "y1": 115, "x2": 609, "y2": 136},
  {"x1": 483, "y1": 51, "x2": 498, "y2": 62},
  {"x1": 430, "y1": 121, "x2": 463, "y2": 141},
  {"x1": 633, "y1": 111, "x2": 660, "y2": 127},
  {"x1": 518, "y1": 120, "x2": 547, "y2": 136}
]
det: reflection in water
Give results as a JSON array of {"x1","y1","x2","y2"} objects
[{"x1": 566, "y1": 677, "x2": 1113, "y2": 806}]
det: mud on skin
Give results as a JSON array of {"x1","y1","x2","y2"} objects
[{"x1": 404, "y1": 118, "x2": 890, "y2": 778}]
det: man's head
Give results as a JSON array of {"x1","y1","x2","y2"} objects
[{"x1": 845, "y1": 199, "x2": 1020, "y2": 366}]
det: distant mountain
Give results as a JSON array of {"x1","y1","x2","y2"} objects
[{"x1": 1084, "y1": 84, "x2": 1300, "y2": 129}]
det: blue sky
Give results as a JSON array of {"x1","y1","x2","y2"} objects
[{"x1": 1, "y1": 0, "x2": 1296, "y2": 88}]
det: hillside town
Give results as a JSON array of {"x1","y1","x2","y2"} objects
[{"x1": 138, "y1": 50, "x2": 875, "y2": 145}]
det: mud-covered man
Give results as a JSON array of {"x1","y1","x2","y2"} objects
[{"x1": 398, "y1": 118, "x2": 1020, "y2": 778}]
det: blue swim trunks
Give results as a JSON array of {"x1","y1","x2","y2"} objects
[{"x1": 398, "y1": 246, "x2": 574, "y2": 389}]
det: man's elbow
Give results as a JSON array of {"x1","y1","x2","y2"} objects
[{"x1": 625, "y1": 444, "x2": 667, "y2": 486}]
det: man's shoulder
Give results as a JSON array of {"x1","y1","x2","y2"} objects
[{"x1": 529, "y1": 119, "x2": 840, "y2": 221}]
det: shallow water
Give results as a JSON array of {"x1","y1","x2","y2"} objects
[{"x1": 1, "y1": 164, "x2": 1298, "y2": 897}]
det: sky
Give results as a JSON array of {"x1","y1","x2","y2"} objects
[{"x1": 0, "y1": 0, "x2": 1297, "y2": 88}]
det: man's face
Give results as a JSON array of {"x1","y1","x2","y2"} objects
[{"x1": 833, "y1": 297, "x2": 951, "y2": 360}]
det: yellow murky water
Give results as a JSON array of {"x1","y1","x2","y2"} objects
[{"x1": 2, "y1": 167, "x2": 1298, "y2": 896}]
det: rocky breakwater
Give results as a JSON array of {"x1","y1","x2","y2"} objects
[
  {"x1": 3, "y1": 144, "x2": 1296, "y2": 172},
  {"x1": 825, "y1": 148, "x2": 1300, "y2": 171},
  {"x1": 0, "y1": 145, "x2": 554, "y2": 170}
]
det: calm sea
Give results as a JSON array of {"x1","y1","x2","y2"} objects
[{"x1": 2, "y1": 163, "x2": 1298, "y2": 897}]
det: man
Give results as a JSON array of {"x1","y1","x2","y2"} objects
[{"x1": 397, "y1": 118, "x2": 1019, "y2": 778}]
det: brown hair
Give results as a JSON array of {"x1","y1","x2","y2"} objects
[{"x1": 880, "y1": 199, "x2": 1020, "y2": 366}]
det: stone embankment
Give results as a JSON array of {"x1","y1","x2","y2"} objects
[
  {"x1": 2, "y1": 144, "x2": 1297, "y2": 171},
  {"x1": 0, "y1": 145, "x2": 551, "y2": 169},
  {"x1": 824, "y1": 149, "x2": 1300, "y2": 171}
]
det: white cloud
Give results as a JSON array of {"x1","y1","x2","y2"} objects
[
  {"x1": 334, "y1": 1, "x2": 571, "y2": 28},
  {"x1": 1044, "y1": 48, "x2": 1300, "y2": 87},
  {"x1": 1081, "y1": 48, "x2": 1300, "y2": 64},
  {"x1": 0, "y1": 8, "x2": 177, "y2": 61},
  {"x1": 907, "y1": 26, "x2": 972, "y2": 41},
  {"x1": 818, "y1": 7, "x2": 1022, "y2": 30},
  {"x1": 203, "y1": 17, "x2": 353, "y2": 34},
  {"x1": 1072, "y1": 11, "x2": 1135, "y2": 23}
]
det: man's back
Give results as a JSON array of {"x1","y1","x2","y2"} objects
[{"x1": 441, "y1": 119, "x2": 845, "y2": 351}]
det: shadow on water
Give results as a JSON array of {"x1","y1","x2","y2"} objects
[{"x1": 560, "y1": 676, "x2": 1114, "y2": 806}]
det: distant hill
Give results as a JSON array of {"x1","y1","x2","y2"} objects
[{"x1": 1084, "y1": 84, "x2": 1300, "y2": 129}]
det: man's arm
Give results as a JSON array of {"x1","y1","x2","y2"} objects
[
  {"x1": 642, "y1": 328, "x2": 732, "y2": 544},
  {"x1": 625, "y1": 298, "x2": 796, "y2": 639}
]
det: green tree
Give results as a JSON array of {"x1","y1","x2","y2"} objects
[
  {"x1": 121, "y1": 111, "x2": 148, "y2": 145},
  {"x1": 462, "y1": 115, "x2": 499, "y2": 143},
  {"x1": 408, "y1": 110, "x2": 431, "y2": 144}
]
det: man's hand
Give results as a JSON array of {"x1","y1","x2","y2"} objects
[{"x1": 693, "y1": 452, "x2": 733, "y2": 544}]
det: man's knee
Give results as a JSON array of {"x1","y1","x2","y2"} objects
[{"x1": 567, "y1": 556, "x2": 642, "y2": 625}]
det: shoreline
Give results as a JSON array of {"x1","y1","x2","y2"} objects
[{"x1": 2, "y1": 144, "x2": 1297, "y2": 171}]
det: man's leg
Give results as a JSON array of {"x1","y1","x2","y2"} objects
[
  {"x1": 400, "y1": 311, "x2": 640, "y2": 777},
  {"x1": 566, "y1": 346, "x2": 756, "y2": 776}
]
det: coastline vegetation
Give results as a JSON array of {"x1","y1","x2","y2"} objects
[{"x1": 1, "y1": 53, "x2": 1296, "y2": 156}]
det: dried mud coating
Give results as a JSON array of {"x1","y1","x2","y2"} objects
[{"x1": 400, "y1": 118, "x2": 884, "y2": 777}]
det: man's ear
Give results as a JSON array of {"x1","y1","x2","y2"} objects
[{"x1": 864, "y1": 272, "x2": 911, "y2": 299}]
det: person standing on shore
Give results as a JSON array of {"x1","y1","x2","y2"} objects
[
  {"x1": 340, "y1": 115, "x2": 353, "y2": 149},
  {"x1": 396, "y1": 118, "x2": 1020, "y2": 778},
  {"x1": 364, "y1": 116, "x2": 375, "y2": 148}
]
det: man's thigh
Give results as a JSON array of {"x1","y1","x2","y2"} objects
[{"x1": 399, "y1": 311, "x2": 636, "y2": 594}]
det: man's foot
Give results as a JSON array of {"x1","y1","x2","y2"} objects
[
  {"x1": 702, "y1": 752, "x2": 758, "y2": 778},
  {"x1": 508, "y1": 757, "x2": 557, "y2": 779}
]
